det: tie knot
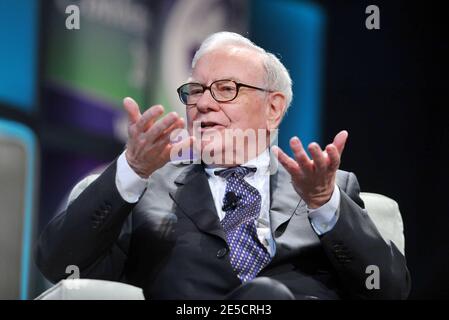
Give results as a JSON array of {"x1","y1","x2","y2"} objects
[{"x1": 215, "y1": 166, "x2": 257, "y2": 180}]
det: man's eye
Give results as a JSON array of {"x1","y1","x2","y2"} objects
[
  {"x1": 219, "y1": 86, "x2": 236, "y2": 92},
  {"x1": 190, "y1": 88, "x2": 203, "y2": 95}
]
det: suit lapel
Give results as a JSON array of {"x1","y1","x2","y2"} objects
[
  {"x1": 269, "y1": 155, "x2": 304, "y2": 234},
  {"x1": 167, "y1": 156, "x2": 307, "y2": 248},
  {"x1": 169, "y1": 164, "x2": 227, "y2": 242}
]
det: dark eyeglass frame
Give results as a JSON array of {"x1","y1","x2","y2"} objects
[{"x1": 176, "y1": 79, "x2": 273, "y2": 106}]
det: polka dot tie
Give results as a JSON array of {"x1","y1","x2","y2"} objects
[{"x1": 216, "y1": 166, "x2": 272, "y2": 282}]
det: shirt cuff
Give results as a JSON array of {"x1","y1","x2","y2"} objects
[
  {"x1": 307, "y1": 185, "x2": 341, "y2": 235},
  {"x1": 115, "y1": 151, "x2": 149, "y2": 203}
]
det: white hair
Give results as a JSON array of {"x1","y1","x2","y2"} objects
[{"x1": 192, "y1": 31, "x2": 293, "y2": 113}]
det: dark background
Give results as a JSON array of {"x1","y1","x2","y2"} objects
[{"x1": 319, "y1": 0, "x2": 449, "y2": 298}]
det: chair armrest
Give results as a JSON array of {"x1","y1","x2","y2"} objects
[
  {"x1": 360, "y1": 192, "x2": 405, "y2": 255},
  {"x1": 35, "y1": 279, "x2": 144, "y2": 300}
]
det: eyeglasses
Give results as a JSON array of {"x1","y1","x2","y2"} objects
[{"x1": 176, "y1": 79, "x2": 273, "y2": 106}]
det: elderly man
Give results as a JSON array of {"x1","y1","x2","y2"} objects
[{"x1": 36, "y1": 32, "x2": 410, "y2": 299}]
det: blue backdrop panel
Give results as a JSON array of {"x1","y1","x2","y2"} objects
[
  {"x1": 250, "y1": 0, "x2": 326, "y2": 153},
  {"x1": 0, "y1": 0, "x2": 39, "y2": 111},
  {"x1": 0, "y1": 119, "x2": 38, "y2": 299}
]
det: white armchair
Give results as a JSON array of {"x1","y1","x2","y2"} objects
[
  {"x1": 35, "y1": 191, "x2": 405, "y2": 300},
  {"x1": 360, "y1": 192, "x2": 405, "y2": 254},
  {"x1": 35, "y1": 279, "x2": 144, "y2": 300}
]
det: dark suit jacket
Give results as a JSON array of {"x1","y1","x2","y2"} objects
[{"x1": 36, "y1": 157, "x2": 411, "y2": 299}]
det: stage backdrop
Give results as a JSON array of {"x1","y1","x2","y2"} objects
[
  {"x1": 0, "y1": 119, "x2": 38, "y2": 300},
  {"x1": 0, "y1": 0, "x2": 39, "y2": 111},
  {"x1": 250, "y1": 0, "x2": 326, "y2": 152}
]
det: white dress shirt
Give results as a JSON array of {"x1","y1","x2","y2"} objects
[
  {"x1": 203, "y1": 150, "x2": 275, "y2": 256},
  {"x1": 115, "y1": 149, "x2": 341, "y2": 257}
]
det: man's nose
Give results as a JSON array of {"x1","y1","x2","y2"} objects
[{"x1": 195, "y1": 88, "x2": 221, "y2": 113}]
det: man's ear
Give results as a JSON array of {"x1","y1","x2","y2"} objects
[{"x1": 266, "y1": 92, "x2": 286, "y2": 130}]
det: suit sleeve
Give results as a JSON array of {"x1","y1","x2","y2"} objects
[
  {"x1": 35, "y1": 160, "x2": 136, "y2": 283},
  {"x1": 320, "y1": 172, "x2": 411, "y2": 299}
]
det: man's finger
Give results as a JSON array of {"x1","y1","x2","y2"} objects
[
  {"x1": 145, "y1": 111, "x2": 180, "y2": 143},
  {"x1": 272, "y1": 145, "x2": 300, "y2": 176},
  {"x1": 326, "y1": 144, "x2": 340, "y2": 171},
  {"x1": 290, "y1": 137, "x2": 312, "y2": 171},
  {"x1": 333, "y1": 130, "x2": 348, "y2": 155},
  {"x1": 136, "y1": 105, "x2": 164, "y2": 132},
  {"x1": 154, "y1": 118, "x2": 185, "y2": 145},
  {"x1": 123, "y1": 97, "x2": 141, "y2": 125},
  {"x1": 162, "y1": 117, "x2": 185, "y2": 140},
  {"x1": 308, "y1": 142, "x2": 326, "y2": 172}
]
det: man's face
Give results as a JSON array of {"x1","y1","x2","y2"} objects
[{"x1": 186, "y1": 46, "x2": 271, "y2": 165}]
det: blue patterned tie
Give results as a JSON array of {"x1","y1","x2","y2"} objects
[{"x1": 216, "y1": 166, "x2": 271, "y2": 282}]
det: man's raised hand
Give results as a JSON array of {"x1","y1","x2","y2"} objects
[
  {"x1": 272, "y1": 131, "x2": 348, "y2": 209},
  {"x1": 123, "y1": 97, "x2": 194, "y2": 178}
]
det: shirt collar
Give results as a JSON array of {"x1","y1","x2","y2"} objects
[{"x1": 204, "y1": 149, "x2": 271, "y2": 179}]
